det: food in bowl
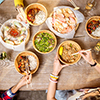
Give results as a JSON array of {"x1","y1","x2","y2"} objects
[
  {"x1": 15, "y1": 51, "x2": 39, "y2": 75},
  {"x1": 87, "y1": 20, "x2": 100, "y2": 37},
  {"x1": 58, "y1": 41, "x2": 81, "y2": 64},
  {"x1": 18, "y1": 55, "x2": 37, "y2": 73},
  {"x1": 59, "y1": 43, "x2": 78, "y2": 63},
  {"x1": 51, "y1": 8, "x2": 77, "y2": 34},
  {"x1": 34, "y1": 32, "x2": 55, "y2": 53},
  {"x1": 1, "y1": 21, "x2": 27, "y2": 45},
  {"x1": 27, "y1": 8, "x2": 46, "y2": 24},
  {"x1": 25, "y1": 3, "x2": 47, "y2": 26}
]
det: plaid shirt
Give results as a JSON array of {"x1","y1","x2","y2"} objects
[{"x1": 0, "y1": 88, "x2": 16, "y2": 100}]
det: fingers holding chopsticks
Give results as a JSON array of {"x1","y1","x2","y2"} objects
[
  {"x1": 79, "y1": 49, "x2": 94, "y2": 64},
  {"x1": 79, "y1": 49, "x2": 91, "y2": 56},
  {"x1": 17, "y1": 73, "x2": 32, "y2": 89},
  {"x1": 79, "y1": 50, "x2": 90, "y2": 59},
  {"x1": 25, "y1": 73, "x2": 32, "y2": 84}
]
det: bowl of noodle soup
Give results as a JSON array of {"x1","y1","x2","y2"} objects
[{"x1": 57, "y1": 40, "x2": 81, "y2": 65}]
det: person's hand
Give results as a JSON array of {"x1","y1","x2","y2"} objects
[
  {"x1": 17, "y1": 73, "x2": 32, "y2": 88},
  {"x1": 11, "y1": 74, "x2": 32, "y2": 93},
  {"x1": 52, "y1": 53, "x2": 69, "y2": 76},
  {"x1": 16, "y1": 6, "x2": 27, "y2": 23},
  {"x1": 79, "y1": 50, "x2": 94, "y2": 65}
]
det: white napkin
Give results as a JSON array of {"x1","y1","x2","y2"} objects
[
  {"x1": 0, "y1": 19, "x2": 29, "y2": 51},
  {"x1": 46, "y1": 6, "x2": 85, "y2": 39}
]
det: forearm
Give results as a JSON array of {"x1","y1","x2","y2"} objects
[
  {"x1": 89, "y1": 59, "x2": 100, "y2": 73},
  {"x1": 47, "y1": 72, "x2": 59, "y2": 100},
  {"x1": 47, "y1": 53, "x2": 67, "y2": 100},
  {"x1": 11, "y1": 83, "x2": 21, "y2": 94},
  {"x1": 47, "y1": 81, "x2": 57, "y2": 100},
  {"x1": 14, "y1": 0, "x2": 24, "y2": 8}
]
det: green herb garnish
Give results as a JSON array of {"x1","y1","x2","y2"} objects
[
  {"x1": 34, "y1": 32, "x2": 55, "y2": 52},
  {"x1": 70, "y1": 43, "x2": 72, "y2": 47}
]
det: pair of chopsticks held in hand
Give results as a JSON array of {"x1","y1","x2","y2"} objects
[
  {"x1": 72, "y1": 49, "x2": 92, "y2": 56},
  {"x1": 24, "y1": 70, "x2": 32, "y2": 88},
  {"x1": 24, "y1": 59, "x2": 31, "y2": 88}
]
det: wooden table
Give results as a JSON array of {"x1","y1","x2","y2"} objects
[{"x1": 0, "y1": 0, "x2": 100, "y2": 91}]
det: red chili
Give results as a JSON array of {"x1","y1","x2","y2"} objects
[
  {"x1": 88, "y1": 28, "x2": 91, "y2": 31},
  {"x1": 18, "y1": 63, "x2": 21, "y2": 68},
  {"x1": 93, "y1": 27, "x2": 95, "y2": 30},
  {"x1": 20, "y1": 56, "x2": 22, "y2": 59}
]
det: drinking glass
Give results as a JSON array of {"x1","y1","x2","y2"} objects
[{"x1": 84, "y1": 0, "x2": 97, "y2": 17}]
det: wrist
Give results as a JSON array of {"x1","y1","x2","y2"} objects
[
  {"x1": 16, "y1": 5, "x2": 23, "y2": 13},
  {"x1": 11, "y1": 84, "x2": 19, "y2": 94},
  {"x1": 90, "y1": 60, "x2": 97, "y2": 67},
  {"x1": 52, "y1": 72, "x2": 59, "y2": 76},
  {"x1": 7, "y1": 87, "x2": 16, "y2": 97},
  {"x1": 49, "y1": 73, "x2": 59, "y2": 83},
  {"x1": 89, "y1": 59, "x2": 95, "y2": 65}
]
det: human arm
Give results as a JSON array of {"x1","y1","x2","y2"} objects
[
  {"x1": 47, "y1": 53, "x2": 69, "y2": 100},
  {"x1": 14, "y1": 0, "x2": 27, "y2": 22},
  {"x1": 47, "y1": 81, "x2": 57, "y2": 100},
  {"x1": 1, "y1": 74, "x2": 32, "y2": 100},
  {"x1": 11, "y1": 74, "x2": 32, "y2": 93},
  {"x1": 79, "y1": 50, "x2": 100, "y2": 73},
  {"x1": 14, "y1": 0, "x2": 24, "y2": 8}
]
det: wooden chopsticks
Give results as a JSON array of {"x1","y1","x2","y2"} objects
[
  {"x1": 68, "y1": 0, "x2": 80, "y2": 10},
  {"x1": 72, "y1": 48, "x2": 91, "y2": 56},
  {"x1": 24, "y1": 58, "x2": 31, "y2": 88}
]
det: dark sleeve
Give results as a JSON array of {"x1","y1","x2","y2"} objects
[{"x1": 1, "y1": 88, "x2": 16, "y2": 100}]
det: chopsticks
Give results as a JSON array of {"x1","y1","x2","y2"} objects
[
  {"x1": 72, "y1": 48, "x2": 91, "y2": 56},
  {"x1": 68, "y1": 0, "x2": 80, "y2": 10},
  {"x1": 24, "y1": 58, "x2": 31, "y2": 88}
]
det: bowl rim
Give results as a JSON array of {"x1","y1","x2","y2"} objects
[
  {"x1": 14, "y1": 51, "x2": 39, "y2": 75},
  {"x1": 57, "y1": 40, "x2": 81, "y2": 65},
  {"x1": 32, "y1": 30, "x2": 57, "y2": 54},
  {"x1": 85, "y1": 16, "x2": 100, "y2": 39},
  {"x1": 25, "y1": 3, "x2": 48, "y2": 26}
]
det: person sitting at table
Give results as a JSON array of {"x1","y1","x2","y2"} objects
[
  {"x1": 47, "y1": 50, "x2": 100, "y2": 100},
  {"x1": 14, "y1": 0, "x2": 28, "y2": 23},
  {"x1": 0, "y1": 73, "x2": 32, "y2": 100}
]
